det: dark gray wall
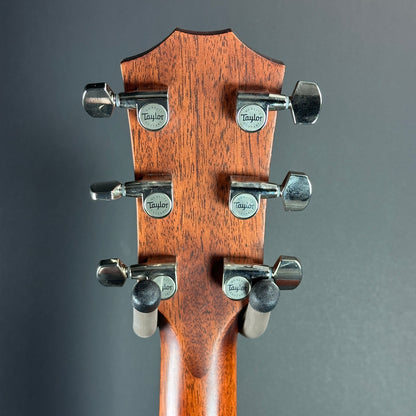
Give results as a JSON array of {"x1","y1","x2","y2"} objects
[{"x1": 2, "y1": 1, "x2": 415, "y2": 415}]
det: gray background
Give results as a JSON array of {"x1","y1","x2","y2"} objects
[{"x1": 2, "y1": 0, "x2": 415, "y2": 415}]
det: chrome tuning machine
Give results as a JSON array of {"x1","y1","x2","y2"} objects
[
  {"x1": 229, "y1": 172, "x2": 312, "y2": 219},
  {"x1": 236, "y1": 80, "x2": 321, "y2": 132},
  {"x1": 90, "y1": 174, "x2": 173, "y2": 219},
  {"x1": 97, "y1": 257, "x2": 177, "y2": 338},
  {"x1": 82, "y1": 82, "x2": 169, "y2": 131},
  {"x1": 223, "y1": 257, "x2": 302, "y2": 338}
]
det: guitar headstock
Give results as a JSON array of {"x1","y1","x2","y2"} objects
[{"x1": 83, "y1": 28, "x2": 321, "y2": 415}]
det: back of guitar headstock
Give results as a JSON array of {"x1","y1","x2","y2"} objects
[{"x1": 83, "y1": 28, "x2": 321, "y2": 416}]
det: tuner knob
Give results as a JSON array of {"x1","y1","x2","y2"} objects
[
  {"x1": 90, "y1": 175, "x2": 173, "y2": 219},
  {"x1": 236, "y1": 80, "x2": 322, "y2": 131},
  {"x1": 272, "y1": 255, "x2": 302, "y2": 290},
  {"x1": 97, "y1": 258, "x2": 129, "y2": 287},
  {"x1": 82, "y1": 83, "x2": 169, "y2": 131},
  {"x1": 280, "y1": 172, "x2": 312, "y2": 211},
  {"x1": 289, "y1": 81, "x2": 322, "y2": 124},
  {"x1": 82, "y1": 82, "x2": 117, "y2": 118},
  {"x1": 90, "y1": 181, "x2": 124, "y2": 200},
  {"x1": 223, "y1": 257, "x2": 302, "y2": 338},
  {"x1": 96, "y1": 256, "x2": 177, "y2": 338},
  {"x1": 229, "y1": 172, "x2": 312, "y2": 219}
]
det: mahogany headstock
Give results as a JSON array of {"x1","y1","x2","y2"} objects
[
  {"x1": 83, "y1": 28, "x2": 320, "y2": 416},
  {"x1": 121, "y1": 27, "x2": 283, "y2": 360}
]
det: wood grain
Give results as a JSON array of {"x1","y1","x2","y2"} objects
[{"x1": 121, "y1": 28, "x2": 285, "y2": 416}]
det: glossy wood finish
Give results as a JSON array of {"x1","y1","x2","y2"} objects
[{"x1": 121, "y1": 29, "x2": 284, "y2": 416}]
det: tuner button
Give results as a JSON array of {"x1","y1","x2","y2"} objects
[
  {"x1": 97, "y1": 258, "x2": 128, "y2": 287},
  {"x1": 249, "y1": 279, "x2": 280, "y2": 313},
  {"x1": 132, "y1": 280, "x2": 162, "y2": 313},
  {"x1": 90, "y1": 181, "x2": 124, "y2": 200},
  {"x1": 290, "y1": 81, "x2": 322, "y2": 125},
  {"x1": 82, "y1": 82, "x2": 116, "y2": 118},
  {"x1": 272, "y1": 256, "x2": 302, "y2": 290},
  {"x1": 280, "y1": 172, "x2": 312, "y2": 211}
]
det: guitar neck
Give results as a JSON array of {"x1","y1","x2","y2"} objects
[{"x1": 159, "y1": 318, "x2": 238, "y2": 416}]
